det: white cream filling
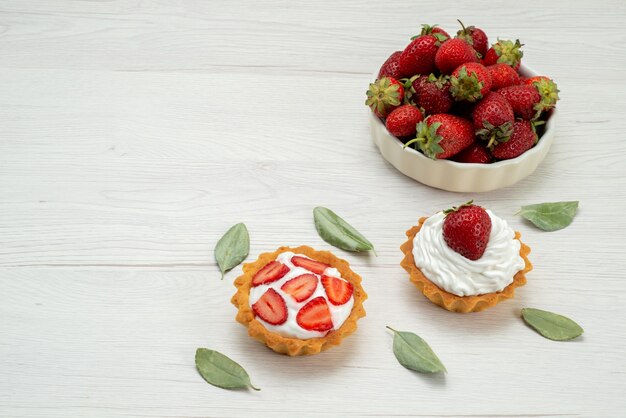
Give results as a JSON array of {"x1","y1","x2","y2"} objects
[
  {"x1": 249, "y1": 252, "x2": 354, "y2": 339},
  {"x1": 412, "y1": 210, "x2": 525, "y2": 297}
]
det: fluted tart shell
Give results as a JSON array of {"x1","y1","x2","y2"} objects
[
  {"x1": 232, "y1": 245, "x2": 367, "y2": 356},
  {"x1": 400, "y1": 217, "x2": 532, "y2": 313}
]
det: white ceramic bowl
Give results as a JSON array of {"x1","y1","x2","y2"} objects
[{"x1": 370, "y1": 64, "x2": 557, "y2": 193}]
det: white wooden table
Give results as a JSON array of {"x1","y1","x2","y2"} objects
[{"x1": 2, "y1": 1, "x2": 626, "y2": 417}]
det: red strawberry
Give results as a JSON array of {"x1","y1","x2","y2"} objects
[
  {"x1": 435, "y1": 38, "x2": 479, "y2": 75},
  {"x1": 442, "y1": 201, "x2": 492, "y2": 260},
  {"x1": 523, "y1": 76, "x2": 560, "y2": 110},
  {"x1": 523, "y1": 76, "x2": 551, "y2": 85},
  {"x1": 291, "y1": 256, "x2": 330, "y2": 275},
  {"x1": 498, "y1": 84, "x2": 542, "y2": 120},
  {"x1": 252, "y1": 261, "x2": 290, "y2": 287},
  {"x1": 450, "y1": 62, "x2": 492, "y2": 102},
  {"x1": 492, "y1": 120, "x2": 540, "y2": 160},
  {"x1": 399, "y1": 25, "x2": 448, "y2": 77},
  {"x1": 487, "y1": 63, "x2": 520, "y2": 90},
  {"x1": 252, "y1": 288, "x2": 288, "y2": 325},
  {"x1": 321, "y1": 276, "x2": 354, "y2": 306},
  {"x1": 455, "y1": 20, "x2": 488, "y2": 57},
  {"x1": 281, "y1": 274, "x2": 318, "y2": 302},
  {"x1": 365, "y1": 77, "x2": 405, "y2": 118},
  {"x1": 483, "y1": 39, "x2": 523, "y2": 70},
  {"x1": 452, "y1": 142, "x2": 492, "y2": 164},
  {"x1": 385, "y1": 105, "x2": 423, "y2": 138},
  {"x1": 472, "y1": 92, "x2": 514, "y2": 148},
  {"x1": 378, "y1": 51, "x2": 403, "y2": 79},
  {"x1": 296, "y1": 297, "x2": 333, "y2": 332},
  {"x1": 404, "y1": 114, "x2": 474, "y2": 160},
  {"x1": 410, "y1": 74, "x2": 454, "y2": 115}
]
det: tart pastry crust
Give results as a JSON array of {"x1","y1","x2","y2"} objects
[
  {"x1": 400, "y1": 217, "x2": 532, "y2": 313},
  {"x1": 232, "y1": 245, "x2": 367, "y2": 355}
]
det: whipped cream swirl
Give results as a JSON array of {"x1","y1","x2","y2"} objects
[
  {"x1": 412, "y1": 210, "x2": 524, "y2": 297},
  {"x1": 249, "y1": 252, "x2": 354, "y2": 339}
]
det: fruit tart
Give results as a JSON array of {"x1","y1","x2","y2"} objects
[
  {"x1": 232, "y1": 245, "x2": 367, "y2": 356},
  {"x1": 400, "y1": 202, "x2": 532, "y2": 313}
]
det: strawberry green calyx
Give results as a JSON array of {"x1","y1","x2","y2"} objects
[
  {"x1": 410, "y1": 24, "x2": 449, "y2": 42},
  {"x1": 532, "y1": 77, "x2": 560, "y2": 109},
  {"x1": 403, "y1": 119, "x2": 444, "y2": 159},
  {"x1": 477, "y1": 120, "x2": 513, "y2": 150},
  {"x1": 494, "y1": 39, "x2": 524, "y2": 67},
  {"x1": 366, "y1": 77, "x2": 402, "y2": 117},
  {"x1": 443, "y1": 200, "x2": 474, "y2": 215},
  {"x1": 450, "y1": 66, "x2": 484, "y2": 102},
  {"x1": 399, "y1": 77, "x2": 415, "y2": 103},
  {"x1": 420, "y1": 24, "x2": 439, "y2": 36},
  {"x1": 530, "y1": 119, "x2": 546, "y2": 144},
  {"x1": 455, "y1": 19, "x2": 474, "y2": 45},
  {"x1": 427, "y1": 73, "x2": 450, "y2": 89}
]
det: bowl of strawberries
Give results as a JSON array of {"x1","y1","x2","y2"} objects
[{"x1": 366, "y1": 21, "x2": 560, "y2": 193}]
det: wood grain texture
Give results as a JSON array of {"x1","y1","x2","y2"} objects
[{"x1": 1, "y1": 0, "x2": 626, "y2": 416}]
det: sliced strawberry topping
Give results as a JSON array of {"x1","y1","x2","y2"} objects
[
  {"x1": 252, "y1": 261, "x2": 290, "y2": 287},
  {"x1": 281, "y1": 274, "x2": 318, "y2": 302},
  {"x1": 291, "y1": 256, "x2": 330, "y2": 275},
  {"x1": 252, "y1": 288, "x2": 287, "y2": 325},
  {"x1": 296, "y1": 297, "x2": 333, "y2": 332},
  {"x1": 321, "y1": 276, "x2": 354, "y2": 306}
]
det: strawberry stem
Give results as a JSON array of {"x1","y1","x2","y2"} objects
[
  {"x1": 457, "y1": 19, "x2": 467, "y2": 33},
  {"x1": 403, "y1": 137, "x2": 425, "y2": 149}
]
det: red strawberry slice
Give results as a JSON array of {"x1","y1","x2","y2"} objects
[
  {"x1": 281, "y1": 274, "x2": 318, "y2": 302},
  {"x1": 252, "y1": 288, "x2": 287, "y2": 325},
  {"x1": 321, "y1": 276, "x2": 354, "y2": 306},
  {"x1": 296, "y1": 297, "x2": 334, "y2": 332},
  {"x1": 252, "y1": 261, "x2": 290, "y2": 287},
  {"x1": 291, "y1": 256, "x2": 330, "y2": 275}
]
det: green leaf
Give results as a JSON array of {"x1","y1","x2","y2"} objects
[
  {"x1": 195, "y1": 348, "x2": 260, "y2": 391},
  {"x1": 521, "y1": 308, "x2": 584, "y2": 341},
  {"x1": 386, "y1": 326, "x2": 446, "y2": 374},
  {"x1": 313, "y1": 207, "x2": 376, "y2": 254},
  {"x1": 518, "y1": 201, "x2": 579, "y2": 231},
  {"x1": 214, "y1": 223, "x2": 250, "y2": 279}
]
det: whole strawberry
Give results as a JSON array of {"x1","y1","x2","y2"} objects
[
  {"x1": 472, "y1": 92, "x2": 514, "y2": 148},
  {"x1": 487, "y1": 63, "x2": 520, "y2": 90},
  {"x1": 498, "y1": 84, "x2": 543, "y2": 120},
  {"x1": 452, "y1": 142, "x2": 492, "y2": 164},
  {"x1": 399, "y1": 25, "x2": 449, "y2": 77},
  {"x1": 492, "y1": 120, "x2": 541, "y2": 160},
  {"x1": 443, "y1": 201, "x2": 492, "y2": 260},
  {"x1": 450, "y1": 62, "x2": 492, "y2": 102},
  {"x1": 524, "y1": 76, "x2": 560, "y2": 110},
  {"x1": 410, "y1": 74, "x2": 454, "y2": 115},
  {"x1": 435, "y1": 38, "x2": 479, "y2": 74},
  {"x1": 385, "y1": 105, "x2": 423, "y2": 138},
  {"x1": 483, "y1": 39, "x2": 523, "y2": 70},
  {"x1": 404, "y1": 114, "x2": 474, "y2": 159},
  {"x1": 365, "y1": 77, "x2": 405, "y2": 118},
  {"x1": 378, "y1": 51, "x2": 404, "y2": 79},
  {"x1": 455, "y1": 20, "x2": 488, "y2": 57}
]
